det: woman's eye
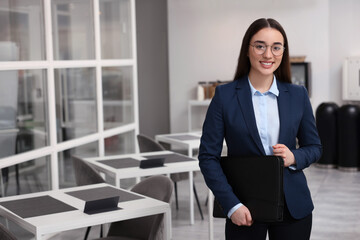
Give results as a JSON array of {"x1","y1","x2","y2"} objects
[
  {"x1": 255, "y1": 45, "x2": 265, "y2": 50},
  {"x1": 273, "y1": 46, "x2": 281, "y2": 51}
]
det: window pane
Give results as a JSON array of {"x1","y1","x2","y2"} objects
[
  {"x1": 100, "y1": 0, "x2": 132, "y2": 59},
  {"x1": 0, "y1": 69, "x2": 48, "y2": 158},
  {"x1": 58, "y1": 141, "x2": 99, "y2": 188},
  {"x1": 103, "y1": 66, "x2": 134, "y2": 129},
  {"x1": 55, "y1": 68, "x2": 97, "y2": 142},
  {"x1": 0, "y1": 0, "x2": 45, "y2": 61},
  {"x1": 3, "y1": 156, "x2": 50, "y2": 196},
  {"x1": 52, "y1": 0, "x2": 95, "y2": 60},
  {"x1": 104, "y1": 130, "x2": 135, "y2": 156}
]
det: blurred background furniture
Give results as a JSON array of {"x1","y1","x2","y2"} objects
[
  {"x1": 0, "y1": 106, "x2": 19, "y2": 197},
  {"x1": 0, "y1": 43, "x2": 19, "y2": 197},
  {"x1": 72, "y1": 156, "x2": 105, "y2": 240},
  {"x1": 0, "y1": 182, "x2": 171, "y2": 240},
  {"x1": 137, "y1": 134, "x2": 203, "y2": 220},
  {"x1": 0, "y1": 223, "x2": 17, "y2": 240},
  {"x1": 315, "y1": 102, "x2": 339, "y2": 168},
  {"x1": 82, "y1": 149, "x2": 199, "y2": 225},
  {"x1": 96, "y1": 175, "x2": 173, "y2": 240}
]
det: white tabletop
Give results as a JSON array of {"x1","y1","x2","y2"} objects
[
  {"x1": 0, "y1": 183, "x2": 171, "y2": 240},
  {"x1": 84, "y1": 151, "x2": 200, "y2": 180},
  {"x1": 83, "y1": 151, "x2": 200, "y2": 225},
  {"x1": 155, "y1": 132, "x2": 202, "y2": 150},
  {"x1": 155, "y1": 132, "x2": 226, "y2": 158}
]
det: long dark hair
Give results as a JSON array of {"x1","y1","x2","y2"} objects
[{"x1": 233, "y1": 18, "x2": 291, "y2": 83}]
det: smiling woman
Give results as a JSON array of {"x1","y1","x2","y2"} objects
[{"x1": 198, "y1": 18, "x2": 321, "y2": 240}]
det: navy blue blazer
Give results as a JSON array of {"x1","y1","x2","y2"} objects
[{"x1": 198, "y1": 76, "x2": 322, "y2": 220}]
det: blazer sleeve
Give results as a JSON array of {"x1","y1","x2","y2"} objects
[
  {"x1": 292, "y1": 86, "x2": 322, "y2": 170},
  {"x1": 198, "y1": 86, "x2": 240, "y2": 215}
]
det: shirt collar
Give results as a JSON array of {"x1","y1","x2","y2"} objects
[{"x1": 248, "y1": 75, "x2": 279, "y2": 97}]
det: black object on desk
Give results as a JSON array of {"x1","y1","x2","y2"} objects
[
  {"x1": 84, "y1": 196, "x2": 120, "y2": 215},
  {"x1": 140, "y1": 158, "x2": 165, "y2": 169},
  {"x1": 213, "y1": 156, "x2": 284, "y2": 222},
  {"x1": 66, "y1": 186, "x2": 145, "y2": 214}
]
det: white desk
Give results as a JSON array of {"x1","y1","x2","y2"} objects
[
  {"x1": 155, "y1": 132, "x2": 222, "y2": 240},
  {"x1": 0, "y1": 183, "x2": 171, "y2": 240},
  {"x1": 155, "y1": 132, "x2": 202, "y2": 158},
  {"x1": 83, "y1": 151, "x2": 200, "y2": 225}
]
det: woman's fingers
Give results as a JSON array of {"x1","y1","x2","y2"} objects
[
  {"x1": 231, "y1": 205, "x2": 253, "y2": 226},
  {"x1": 272, "y1": 144, "x2": 295, "y2": 167},
  {"x1": 245, "y1": 211, "x2": 253, "y2": 226}
]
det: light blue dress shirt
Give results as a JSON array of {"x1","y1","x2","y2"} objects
[{"x1": 227, "y1": 76, "x2": 280, "y2": 218}]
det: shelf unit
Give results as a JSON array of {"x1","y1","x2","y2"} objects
[{"x1": 188, "y1": 99, "x2": 211, "y2": 132}]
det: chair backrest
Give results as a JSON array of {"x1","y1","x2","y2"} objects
[
  {"x1": 72, "y1": 156, "x2": 105, "y2": 186},
  {"x1": 0, "y1": 224, "x2": 17, "y2": 240},
  {"x1": 137, "y1": 134, "x2": 165, "y2": 153},
  {"x1": 107, "y1": 175, "x2": 173, "y2": 240}
]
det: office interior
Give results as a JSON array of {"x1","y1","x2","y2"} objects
[{"x1": 0, "y1": 0, "x2": 360, "y2": 239}]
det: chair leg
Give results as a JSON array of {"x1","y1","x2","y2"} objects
[
  {"x1": 193, "y1": 184, "x2": 204, "y2": 220},
  {"x1": 100, "y1": 224, "x2": 103, "y2": 237},
  {"x1": 174, "y1": 182, "x2": 179, "y2": 210},
  {"x1": 15, "y1": 164, "x2": 20, "y2": 195},
  {"x1": 84, "y1": 226, "x2": 91, "y2": 240}
]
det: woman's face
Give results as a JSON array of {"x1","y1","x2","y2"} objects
[{"x1": 248, "y1": 28, "x2": 284, "y2": 78}]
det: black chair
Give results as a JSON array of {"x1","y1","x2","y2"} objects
[
  {"x1": 0, "y1": 223, "x2": 17, "y2": 240},
  {"x1": 137, "y1": 134, "x2": 204, "y2": 220},
  {"x1": 72, "y1": 156, "x2": 105, "y2": 240},
  {"x1": 96, "y1": 175, "x2": 173, "y2": 240}
]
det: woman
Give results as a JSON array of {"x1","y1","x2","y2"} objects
[{"x1": 198, "y1": 18, "x2": 322, "y2": 240}]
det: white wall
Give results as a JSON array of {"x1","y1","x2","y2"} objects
[
  {"x1": 167, "y1": 0, "x2": 347, "y2": 133},
  {"x1": 329, "y1": 0, "x2": 360, "y2": 105}
]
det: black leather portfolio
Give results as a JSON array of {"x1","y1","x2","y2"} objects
[{"x1": 213, "y1": 156, "x2": 284, "y2": 222}]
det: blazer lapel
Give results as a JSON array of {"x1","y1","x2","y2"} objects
[
  {"x1": 235, "y1": 77, "x2": 266, "y2": 155},
  {"x1": 277, "y1": 80, "x2": 290, "y2": 144}
]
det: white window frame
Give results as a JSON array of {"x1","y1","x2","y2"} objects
[{"x1": 0, "y1": 0, "x2": 139, "y2": 190}]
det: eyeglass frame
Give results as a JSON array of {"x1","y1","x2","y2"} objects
[{"x1": 249, "y1": 42, "x2": 285, "y2": 56}]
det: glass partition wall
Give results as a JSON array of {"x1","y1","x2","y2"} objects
[{"x1": 0, "y1": 0, "x2": 138, "y2": 194}]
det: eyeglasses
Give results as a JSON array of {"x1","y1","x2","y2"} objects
[{"x1": 249, "y1": 42, "x2": 285, "y2": 56}]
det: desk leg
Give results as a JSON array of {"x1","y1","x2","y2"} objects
[
  {"x1": 164, "y1": 206, "x2": 172, "y2": 239},
  {"x1": 116, "y1": 177, "x2": 120, "y2": 188},
  {"x1": 208, "y1": 189, "x2": 214, "y2": 240},
  {"x1": 188, "y1": 146, "x2": 193, "y2": 158},
  {"x1": 135, "y1": 176, "x2": 140, "y2": 184},
  {"x1": 0, "y1": 171, "x2": 5, "y2": 197},
  {"x1": 189, "y1": 171, "x2": 194, "y2": 225},
  {"x1": 187, "y1": 146, "x2": 195, "y2": 225},
  {"x1": 35, "y1": 230, "x2": 43, "y2": 240}
]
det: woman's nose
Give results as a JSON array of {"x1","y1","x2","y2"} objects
[{"x1": 263, "y1": 47, "x2": 272, "y2": 58}]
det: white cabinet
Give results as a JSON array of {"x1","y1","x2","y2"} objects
[
  {"x1": 188, "y1": 100, "x2": 211, "y2": 131},
  {"x1": 343, "y1": 57, "x2": 360, "y2": 101}
]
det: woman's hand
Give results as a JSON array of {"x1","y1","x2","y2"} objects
[
  {"x1": 230, "y1": 205, "x2": 253, "y2": 226},
  {"x1": 272, "y1": 144, "x2": 296, "y2": 167}
]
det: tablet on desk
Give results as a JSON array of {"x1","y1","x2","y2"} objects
[{"x1": 139, "y1": 158, "x2": 165, "y2": 169}]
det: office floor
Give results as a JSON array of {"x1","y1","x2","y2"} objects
[{"x1": 1, "y1": 163, "x2": 360, "y2": 240}]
